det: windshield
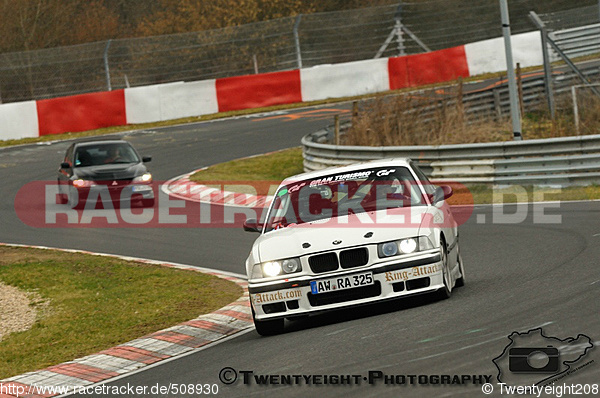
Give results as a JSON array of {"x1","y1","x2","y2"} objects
[
  {"x1": 264, "y1": 166, "x2": 427, "y2": 232},
  {"x1": 74, "y1": 143, "x2": 140, "y2": 167}
]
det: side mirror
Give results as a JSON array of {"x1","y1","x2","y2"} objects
[
  {"x1": 60, "y1": 162, "x2": 71, "y2": 169},
  {"x1": 243, "y1": 218, "x2": 261, "y2": 233},
  {"x1": 431, "y1": 185, "x2": 453, "y2": 204},
  {"x1": 142, "y1": 156, "x2": 152, "y2": 163}
]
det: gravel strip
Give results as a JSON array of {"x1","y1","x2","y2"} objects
[{"x1": 0, "y1": 282, "x2": 37, "y2": 341}]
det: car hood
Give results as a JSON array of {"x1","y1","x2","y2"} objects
[
  {"x1": 73, "y1": 163, "x2": 147, "y2": 180},
  {"x1": 254, "y1": 206, "x2": 429, "y2": 262}
]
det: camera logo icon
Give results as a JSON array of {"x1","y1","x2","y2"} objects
[
  {"x1": 508, "y1": 346, "x2": 559, "y2": 373},
  {"x1": 493, "y1": 328, "x2": 593, "y2": 386}
]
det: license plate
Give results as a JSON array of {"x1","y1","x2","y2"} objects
[
  {"x1": 310, "y1": 272, "x2": 374, "y2": 294},
  {"x1": 132, "y1": 185, "x2": 152, "y2": 192}
]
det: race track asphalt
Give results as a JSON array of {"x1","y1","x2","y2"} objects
[{"x1": 0, "y1": 106, "x2": 344, "y2": 274}]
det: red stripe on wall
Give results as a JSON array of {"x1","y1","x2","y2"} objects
[
  {"x1": 37, "y1": 90, "x2": 126, "y2": 136},
  {"x1": 216, "y1": 70, "x2": 302, "y2": 113},
  {"x1": 388, "y1": 57, "x2": 410, "y2": 91},
  {"x1": 406, "y1": 46, "x2": 470, "y2": 86},
  {"x1": 388, "y1": 46, "x2": 470, "y2": 90}
]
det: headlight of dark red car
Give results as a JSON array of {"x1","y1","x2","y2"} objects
[
  {"x1": 133, "y1": 173, "x2": 152, "y2": 183},
  {"x1": 72, "y1": 179, "x2": 95, "y2": 188}
]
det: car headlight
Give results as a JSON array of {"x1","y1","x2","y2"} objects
[
  {"x1": 399, "y1": 238, "x2": 417, "y2": 254},
  {"x1": 282, "y1": 258, "x2": 301, "y2": 273},
  {"x1": 263, "y1": 261, "x2": 282, "y2": 277},
  {"x1": 380, "y1": 242, "x2": 399, "y2": 257},
  {"x1": 72, "y1": 179, "x2": 95, "y2": 188},
  {"x1": 133, "y1": 173, "x2": 152, "y2": 183},
  {"x1": 251, "y1": 257, "x2": 302, "y2": 279},
  {"x1": 378, "y1": 236, "x2": 434, "y2": 258}
]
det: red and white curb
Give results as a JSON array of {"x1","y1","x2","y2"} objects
[
  {"x1": 163, "y1": 169, "x2": 273, "y2": 208},
  {"x1": 0, "y1": 243, "x2": 253, "y2": 398}
]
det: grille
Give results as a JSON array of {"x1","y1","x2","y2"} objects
[
  {"x1": 308, "y1": 252, "x2": 338, "y2": 273},
  {"x1": 308, "y1": 282, "x2": 381, "y2": 306},
  {"x1": 339, "y1": 248, "x2": 368, "y2": 269}
]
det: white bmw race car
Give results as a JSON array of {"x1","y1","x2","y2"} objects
[{"x1": 243, "y1": 158, "x2": 465, "y2": 336}]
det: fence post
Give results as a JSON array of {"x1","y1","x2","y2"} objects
[
  {"x1": 493, "y1": 88, "x2": 502, "y2": 120},
  {"x1": 253, "y1": 54, "x2": 259, "y2": 74},
  {"x1": 528, "y1": 12, "x2": 555, "y2": 120},
  {"x1": 572, "y1": 86, "x2": 580, "y2": 134},
  {"x1": 293, "y1": 14, "x2": 303, "y2": 69},
  {"x1": 104, "y1": 39, "x2": 112, "y2": 91},
  {"x1": 499, "y1": 0, "x2": 522, "y2": 140},
  {"x1": 457, "y1": 77, "x2": 464, "y2": 125},
  {"x1": 516, "y1": 63, "x2": 524, "y2": 116},
  {"x1": 394, "y1": 3, "x2": 406, "y2": 56},
  {"x1": 334, "y1": 115, "x2": 340, "y2": 145}
]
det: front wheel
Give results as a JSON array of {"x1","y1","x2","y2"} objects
[
  {"x1": 455, "y1": 249, "x2": 465, "y2": 288},
  {"x1": 67, "y1": 188, "x2": 84, "y2": 210},
  {"x1": 57, "y1": 181, "x2": 68, "y2": 204},
  {"x1": 436, "y1": 238, "x2": 452, "y2": 300},
  {"x1": 252, "y1": 308, "x2": 284, "y2": 336}
]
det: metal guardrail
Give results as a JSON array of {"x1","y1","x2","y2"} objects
[
  {"x1": 550, "y1": 23, "x2": 600, "y2": 59},
  {"x1": 332, "y1": 62, "x2": 600, "y2": 129},
  {"x1": 462, "y1": 62, "x2": 600, "y2": 120},
  {"x1": 430, "y1": 154, "x2": 600, "y2": 185},
  {"x1": 302, "y1": 129, "x2": 600, "y2": 186}
]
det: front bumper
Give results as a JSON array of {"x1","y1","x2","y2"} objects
[
  {"x1": 72, "y1": 184, "x2": 155, "y2": 202},
  {"x1": 249, "y1": 251, "x2": 442, "y2": 320}
]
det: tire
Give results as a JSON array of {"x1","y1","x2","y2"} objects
[
  {"x1": 252, "y1": 308, "x2": 284, "y2": 336},
  {"x1": 57, "y1": 182, "x2": 68, "y2": 205},
  {"x1": 455, "y1": 247, "x2": 466, "y2": 288},
  {"x1": 67, "y1": 189, "x2": 83, "y2": 210},
  {"x1": 436, "y1": 237, "x2": 452, "y2": 300}
]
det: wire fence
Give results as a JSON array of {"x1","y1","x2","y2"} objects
[
  {"x1": 538, "y1": 5, "x2": 600, "y2": 31},
  {"x1": 0, "y1": 0, "x2": 598, "y2": 104}
]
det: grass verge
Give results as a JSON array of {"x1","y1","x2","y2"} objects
[
  {"x1": 189, "y1": 148, "x2": 304, "y2": 196},
  {"x1": 0, "y1": 246, "x2": 242, "y2": 379},
  {"x1": 189, "y1": 148, "x2": 303, "y2": 182},
  {"x1": 189, "y1": 148, "x2": 600, "y2": 203}
]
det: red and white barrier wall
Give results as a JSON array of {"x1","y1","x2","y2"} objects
[
  {"x1": 465, "y1": 31, "x2": 543, "y2": 75},
  {"x1": 0, "y1": 31, "x2": 542, "y2": 141},
  {"x1": 0, "y1": 101, "x2": 39, "y2": 140}
]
